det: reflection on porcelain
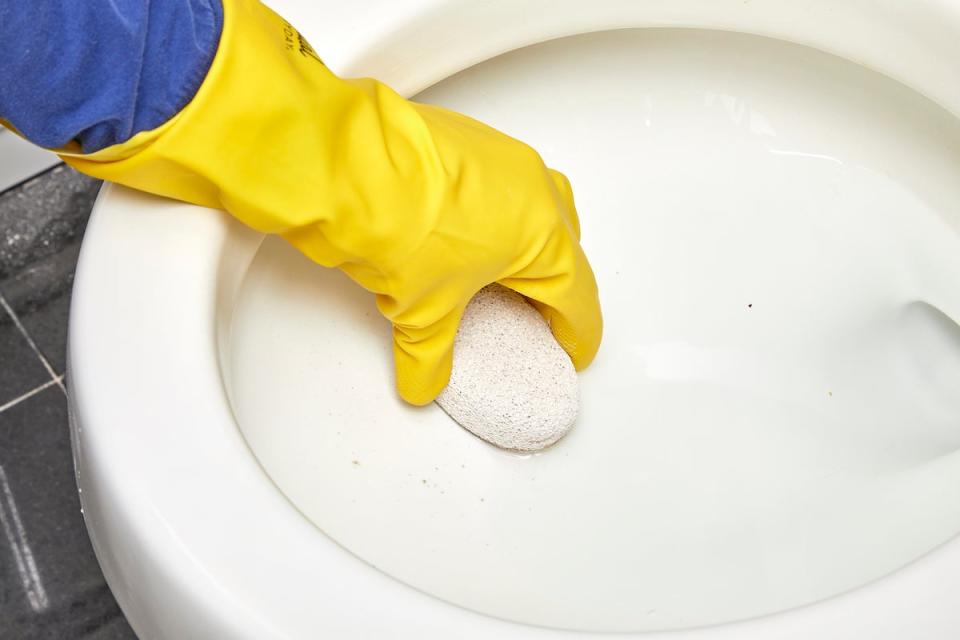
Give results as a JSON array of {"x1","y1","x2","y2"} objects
[{"x1": 767, "y1": 149, "x2": 843, "y2": 165}]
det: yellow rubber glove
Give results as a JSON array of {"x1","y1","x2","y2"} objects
[{"x1": 60, "y1": 0, "x2": 602, "y2": 405}]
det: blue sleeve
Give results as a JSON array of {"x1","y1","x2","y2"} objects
[{"x1": 0, "y1": 0, "x2": 223, "y2": 153}]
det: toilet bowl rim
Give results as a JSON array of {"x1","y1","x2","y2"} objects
[{"x1": 69, "y1": 0, "x2": 960, "y2": 637}]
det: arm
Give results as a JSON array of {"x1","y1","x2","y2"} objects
[
  {"x1": 0, "y1": 0, "x2": 221, "y2": 152},
  {"x1": 3, "y1": 0, "x2": 602, "y2": 405}
]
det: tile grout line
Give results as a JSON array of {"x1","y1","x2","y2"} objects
[
  {"x1": 0, "y1": 292, "x2": 66, "y2": 395},
  {"x1": 0, "y1": 376, "x2": 62, "y2": 414},
  {"x1": 0, "y1": 463, "x2": 50, "y2": 611}
]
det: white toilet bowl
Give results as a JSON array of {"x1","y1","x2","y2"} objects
[{"x1": 69, "y1": 1, "x2": 960, "y2": 638}]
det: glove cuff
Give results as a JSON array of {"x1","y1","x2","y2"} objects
[{"x1": 59, "y1": 0, "x2": 345, "y2": 230}]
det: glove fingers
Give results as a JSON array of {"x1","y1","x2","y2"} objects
[
  {"x1": 391, "y1": 305, "x2": 465, "y2": 406},
  {"x1": 501, "y1": 233, "x2": 603, "y2": 371}
]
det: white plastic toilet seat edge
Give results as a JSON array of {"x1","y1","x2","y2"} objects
[{"x1": 69, "y1": 1, "x2": 960, "y2": 638}]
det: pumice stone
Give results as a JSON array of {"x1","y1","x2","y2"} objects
[{"x1": 436, "y1": 284, "x2": 580, "y2": 451}]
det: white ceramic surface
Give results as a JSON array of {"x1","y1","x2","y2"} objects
[
  {"x1": 229, "y1": 28, "x2": 960, "y2": 632},
  {"x1": 69, "y1": 1, "x2": 960, "y2": 638},
  {"x1": 0, "y1": 129, "x2": 60, "y2": 192}
]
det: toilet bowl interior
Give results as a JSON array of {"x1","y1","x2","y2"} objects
[{"x1": 223, "y1": 28, "x2": 960, "y2": 633}]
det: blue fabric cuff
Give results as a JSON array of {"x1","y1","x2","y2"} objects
[{"x1": 0, "y1": 0, "x2": 224, "y2": 153}]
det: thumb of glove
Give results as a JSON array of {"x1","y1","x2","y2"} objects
[{"x1": 390, "y1": 305, "x2": 466, "y2": 406}]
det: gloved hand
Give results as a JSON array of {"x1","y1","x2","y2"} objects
[{"x1": 61, "y1": 0, "x2": 602, "y2": 405}]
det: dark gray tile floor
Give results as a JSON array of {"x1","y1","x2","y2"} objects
[{"x1": 0, "y1": 166, "x2": 136, "y2": 639}]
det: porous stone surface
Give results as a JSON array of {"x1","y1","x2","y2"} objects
[{"x1": 436, "y1": 284, "x2": 579, "y2": 451}]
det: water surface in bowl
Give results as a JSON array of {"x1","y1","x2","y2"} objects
[{"x1": 226, "y1": 29, "x2": 960, "y2": 632}]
